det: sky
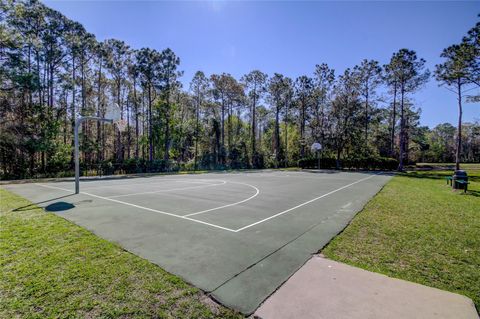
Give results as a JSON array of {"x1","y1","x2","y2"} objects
[{"x1": 44, "y1": 0, "x2": 480, "y2": 128}]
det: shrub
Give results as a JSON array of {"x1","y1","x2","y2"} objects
[
  {"x1": 148, "y1": 159, "x2": 168, "y2": 172},
  {"x1": 298, "y1": 156, "x2": 398, "y2": 170},
  {"x1": 298, "y1": 157, "x2": 337, "y2": 169},
  {"x1": 252, "y1": 152, "x2": 265, "y2": 169},
  {"x1": 147, "y1": 159, "x2": 179, "y2": 173},
  {"x1": 122, "y1": 158, "x2": 141, "y2": 174},
  {"x1": 100, "y1": 161, "x2": 114, "y2": 175},
  {"x1": 47, "y1": 144, "x2": 72, "y2": 173}
]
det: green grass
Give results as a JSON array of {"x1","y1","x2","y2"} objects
[
  {"x1": 415, "y1": 163, "x2": 480, "y2": 170},
  {"x1": 323, "y1": 169, "x2": 480, "y2": 310},
  {"x1": 0, "y1": 188, "x2": 240, "y2": 319}
]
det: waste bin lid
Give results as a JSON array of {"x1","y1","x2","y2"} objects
[{"x1": 454, "y1": 170, "x2": 467, "y2": 176}]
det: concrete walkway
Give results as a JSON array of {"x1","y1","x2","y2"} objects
[{"x1": 255, "y1": 256, "x2": 478, "y2": 319}]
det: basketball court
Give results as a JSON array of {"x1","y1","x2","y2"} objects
[{"x1": 4, "y1": 170, "x2": 391, "y2": 314}]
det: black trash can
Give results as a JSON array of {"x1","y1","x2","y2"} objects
[{"x1": 452, "y1": 170, "x2": 468, "y2": 190}]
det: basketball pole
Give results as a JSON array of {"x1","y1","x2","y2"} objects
[
  {"x1": 310, "y1": 142, "x2": 322, "y2": 171},
  {"x1": 317, "y1": 150, "x2": 320, "y2": 170},
  {"x1": 75, "y1": 116, "x2": 113, "y2": 194}
]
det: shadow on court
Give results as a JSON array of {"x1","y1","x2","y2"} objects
[
  {"x1": 45, "y1": 202, "x2": 75, "y2": 212},
  {"x1": 13, "y1": 194, "x2": 74, "y2": 212}
]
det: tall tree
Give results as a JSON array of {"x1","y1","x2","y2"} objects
[
  {"x1": 158, "y1": 48, "x2": 182, "y2": 161},
  {"x1": 104, "y1": 39, "x2": 130, "y2": 161},
  {"x1": 435, "y1": 43, "x2": 475, "y2": 170},
  {"x1": 268, "y1": 73, "x2": 288, "y2": 167},
  {"x1": 210, "y1": 73, "x2": 243, "y2": 163},
  {"x1": 282, "y1": 77, "x2": 294, "y2": 165},
  {"x1": 136, "y1": 48, "x2": 160, "y2": 161},
  {"x1": 295, "y1": 76, "x2": 314, "y2": 158},
  {"x1": 241, "y1": 70, "x2": 267, "y2": 167},
  {"x1": 127, "y1": 51, "x2": 140, "y2": 158},
  {"x1": 312, "y1": 63, "x2": 335, "y2": 146},
  {"x1": 353, "y1": 59, "x2": 382, "y2": 150},
  {"x1": 384, "y1": 61, "x2": 399, "y2": 157},
  {"x1": 462, "y1": 19, "x2": 480, "y2": 90},
  {"x1": 330, "y1": 69, "x2": 362, "y2": 168},
  {"x1": 93, "y1": 40, "x2": 108, "y2": 162},
  {"x1": 388, "y1": 49, "x2": 430, "y2": 171},
  {"x1": 189, "y1": 71, "x2": 209, "y2": 170}
]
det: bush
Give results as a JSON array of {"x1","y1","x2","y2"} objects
[
  {"x1": 180, "y1": 161, "x2": 196, "y2": 171},
  {"x1": 122, "y1": 158, "x2": 143, "y2": 174},
  {"x1": 148, "y1": 159, "x2": 168, "y2": 173},
  {"x1": 101, "y1": 161, "x2": 114, "y2": 175},
  {"x1": 228, "y1": 147, "x2": 248, "y2": 169},
  {"x1": 47, "y1": 144, "x2": 72, "y2": 173},
  {"x1": 298, "y1": 156, "x2": 398, "y2": 170},
  {"x1": 298, "y1": 157, "x2": 337, "y2": 169},
  {"x1": 252, "y1": 152, "x2": 265, "y2": 169}
]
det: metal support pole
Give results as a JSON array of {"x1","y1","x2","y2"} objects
[
  {"x1": 75, "y1": 116, "x2": 113, "y2": 194},
  {"x1": 74, "y1": 119, "x2": 81, "y2": 194}
]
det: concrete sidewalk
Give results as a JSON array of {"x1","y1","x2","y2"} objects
[{"x1": 255, "y1": 255, "x2": 478, "y2": 319}]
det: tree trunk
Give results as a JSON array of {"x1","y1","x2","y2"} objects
[
  {"x1": 227, "y1": 103, "x2": 232, "y2": 152},
  {"x1": 70, "y1": 55, "x2": 76, "y2": 168},
  {"x1": 194, "y1": 92, "x2": 200, "y2": 170},
  {"x1": 456, "y1": 80, "x2": 463, "y2": 171},
  {"x1": 390, "y1": 82, "x2": 397, "y2": 157},
  {"x1": 275, "y1": 105, "x2": 281, "y2": 168},
  {"x1": 116, "y1": 79, "x2": 122, "y2": 162},
  {"x1": 127, "y1": 98, "x2": 131, "y2": 158},
  {"x1": 49, "y1": 63, "x2": 54, "y2": 108},
  {"x1": 336, "y1": 147, "x2": 341, "y2": 170},
  {"x1": 220, "y1": 97, "x2": 225, "y2": 164},
  {"x1": 251, "y1": 84, "x2": 257, "y2": 160},
  {"x1": 405, "y1": 112, "x2": 410, "y2": 164},
  {"x1": 300, "y1": 99, "x2": 306, "y2": 158},
  {"x1": 148, "y1": 84, "x2": 153, "y2": 162},
  {"x1": 284, "y1": 99, "x2": 289, "y2": 166},
  {"x1": 398, "y1": 84, "x2": 405, "y2": 171},
  {"x1": 364, "y1": 89, "x2": 369, "y2": 151},
  {"x1": 35, "y1": 49, "x2": 42, "y2": 107},
  {"x1": 80, "y1": 54, "x2": 87, "y2": 165},
  {"x1": 134, "y1": 76, "x2": 139, "y2": 159},
  {"x1": 63, "y1": 93, "x2": 68, "y2": 144},
  {"x1": 164, "y1": 84, "x2": 170, "y2": 162},
  {"x1": 97, "y1": 58, "x2": 103, "y2": 163}
]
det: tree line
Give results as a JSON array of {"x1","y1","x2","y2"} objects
[{"x1": 1, "y1": 0, "x2": 479, "y2": 179}]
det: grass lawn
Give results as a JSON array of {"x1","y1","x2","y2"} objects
[
  {"x1": 415, "y1": 163, "x2": 480, "y2": 170},
  {"x1": 323, "y1": 168, "x2": 480, "y2": 310},
  {"x1": 0, "y1": 188, "x2": 240, "y2": 319}
]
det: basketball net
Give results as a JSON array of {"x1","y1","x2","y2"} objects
[{"x1": 114, "y1": 119, "x2": 127, "y2": 132}]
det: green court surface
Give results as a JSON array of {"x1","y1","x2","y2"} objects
[{"x1": 4, "y1": 170, "x2": 391, "y2": 314}]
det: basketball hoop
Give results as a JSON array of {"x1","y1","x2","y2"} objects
[
  {"x1": 105, "y1": 103, "x2": 121, "y2": 122},
  {"x1": 311, "y1": 142, "x2": 322, "y2": 152},
  {"x1": 114, "y1": 119, "x2": 127, "y2": 132},
  {"x1": 105, "y1": 103, "x2": 126, "y2": 132},
  {"x1": 74, "y1": 103, "x2": 122, "y2": 194}
]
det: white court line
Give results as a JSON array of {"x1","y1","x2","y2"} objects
[
  {"x1": 36, "y1": 173, "x2": 378, "y2": 233},
  {"x1": 183, "y1": 182, "x2": 260, "y2": 217},
  {"x1": 233, "y1": 174, "x2": 377, "y2": 232},
  {"x1": 80, "y1": 178, "x2": 218, "y2": 190},
  {"x1": 36, "y1": 183, "x2": 237, "y2": 232},
  {"x1": 107, "y1": 180, "x2": 227, "y2": 198}
]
